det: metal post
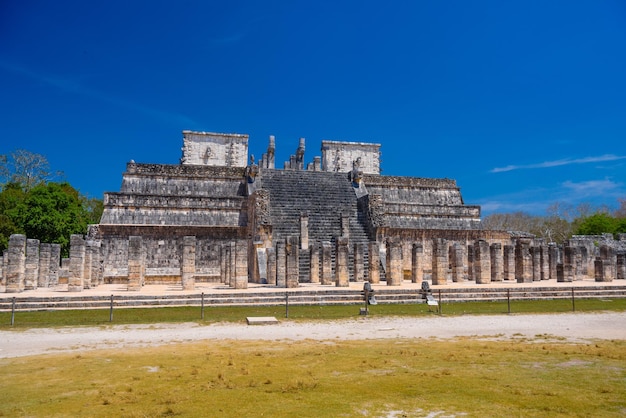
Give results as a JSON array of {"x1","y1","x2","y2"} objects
[
  {"x1": 11, "y1": 297, "x2": 16, "y2": 326},
  {"x1": 201, "y1": 292, "x2": 205, "y2": 320},
  {"x1": 571, "y1": 287, "x2": 575, "y2": 312},
  {"x1": 109, "y1": 294, "x2": 114, "y2": 322},
  {"x1": 285, "y1": 292, "x2": 289, "y2": 318},
  {"x1": 438, "y1": 289, "x2": 442, "y2": 315},
  {"x1": 507, "y1": 288, "x2": 511, "y2": 314}
]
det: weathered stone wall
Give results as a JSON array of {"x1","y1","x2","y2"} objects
[
  {"x1": 321, "y1": 140, "x2": 381, "y2": 174},
  {"x1": 180, "y1": 131, "x2": 248, "y2": 167}
]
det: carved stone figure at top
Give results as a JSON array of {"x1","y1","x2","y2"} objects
[
  {"x1": 349, "y1": 157, "x2": 363, "y2": 185},
  {"x1": 245, "y1": 154, "x2": 259, "y2": 184}
]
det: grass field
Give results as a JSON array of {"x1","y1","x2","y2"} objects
[
  {"x1": 1, "y1": 337, "x2": 625, "y2": 417},
  {"x1": 1, "y1": 297, "x2": 625, "y2": 329}
]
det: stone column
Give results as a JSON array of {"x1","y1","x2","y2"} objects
[
  {"x1": 24, "y1": 239, "x2": 40, "y2": 290},
  {"x1": 181, "y1": 236, "x2": 196, "y2": 290},
  {"x1": 548, "y1": 243, "x2": 558, "y2": 281},
  {"x1": 594, "y1": 257, "x2": 614, "y2": 282},
  {"x1": 1, "y1": 250, "x2": 7, "y2": 287},
  {"x1": 38, "y1": 243, "x2": 51, "y2": 288},
  {"x1": 83, "y1": 241, "x2": 93, "y2": 289},
  {"x1": 490, "y1": 243, "x2": 503, "y2": 282},
  {"x1": 531, "y1": 246, "x2": 541, "y2": 281},
  {"x1": 432, "y1": 238, "x2": 448, "y2": 285},
  {"x1": 229, "y1": 242, "x2": 236, "y2": 288},
  {"x1": 515, "y1": 238, "x2": 533, "y2": 283},
  {"x1": 309, "y1": 241, "x2": 320, "y2": 283},
  {"x1": 385, "y1": 238, "x2": 403, "y2": 286},
  {"x1": 5, "y1": 234, "x2": 26, "y2": 293},
  {"x1": 562, "y1": 246, "x2": 575, "y2": 282},
  {"x1": 300, "y1": 214, "x2": 309, "y2": 250},
  {"x1": 473, "y1": 240, "x2": 491, "y2": 284},
  {"x1": 412, "y1": 243, "x2": 424, "y2": 283},
  {"x1": 368, "y1": 242, "x2": 380, "y2": 284},
  {"x1": 223, "y1": 245, "x2": 232, "y2": 286},
  {"x1": 286, "y1": 236, "x2": 299, "y2": 288},
  {"x1": 503, "y1": 245, "x2": 515, "y2": 281},
  {"x1": 335, "y1": 237, "x2": 350, "y2": 287},
  {"x1": 452, "y1": 243, "x2": 467, "y2": 283},
  {"x1": 68, "y1": 234, "x2": 86, "y2": 292},
  {"x1": 466, "y1": 244, "x2": 474, "y2": 282},
  {"x1": 321, "y1": 241, "x2": 333, "y2": 285},
  {"x1": 234, "y1": 240, "x2": 248, "y2": 289},
  {"x1": 126, "y1": 236, "x2": 143, "y2": 291},
  {"x1": 266, "y1": 247, "x2": 277, "y2": 285},
  {"x1": 276, "y1": 241, "x2": 286, "y2": 288},
  {"x1": 353, "y1": 243, "x2": 364, "y2": 281},
  {"x1": 540, "y1": 245, "x2": 549, "y2": 280},
  {"x1": 48, "y1": 244, "x2": 61, "y2": 286},
  {"x1": 616, "y1": 253, "x2": 625, "y2": 280}
]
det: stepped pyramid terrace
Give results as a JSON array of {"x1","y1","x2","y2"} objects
[{"x1": 2, "y1": 130, "x2": 625, "y2": 293}]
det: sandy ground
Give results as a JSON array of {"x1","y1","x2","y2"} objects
[{"x1": 1, "y1": 312, "x2": 625, "y2": 358}]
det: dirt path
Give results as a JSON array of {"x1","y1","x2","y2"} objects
[{"x1": 1, "y1": 312, "x2": 625, "y2": 358}]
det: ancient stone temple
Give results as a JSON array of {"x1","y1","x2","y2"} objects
[
  {"x1": 85, "y1": 130, "x2": 509, "y2": 290},
  {"x1": 3, "y1": 130, "x2": 624, "y2": 293}
]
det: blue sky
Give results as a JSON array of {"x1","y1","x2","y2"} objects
[{"x1": 1, "y1": 0, "x2": 625, "y2": 216}]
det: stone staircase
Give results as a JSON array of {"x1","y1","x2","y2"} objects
[
  {"x1": 2, "y1": 284, "x2": 625, "y2": 311},
  {"x1": 260, "y1": 169, "x2": 371, "y2": 282}
]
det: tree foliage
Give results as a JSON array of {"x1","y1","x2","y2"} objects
[
  {"x1": 483, "y1": 198, "x2": 626, "y2": 243},
  {"x1": 0, "y1": 150, "x2": 103, "y2": 256}
]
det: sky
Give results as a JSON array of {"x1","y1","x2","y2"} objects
[{"x1": 1, "y1": 0, "x2": 625, "y2": 217}]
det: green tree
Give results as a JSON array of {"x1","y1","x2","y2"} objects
[
  {"x1": 0, "y1": 182, "x2": 27, "y2": 250},
  {"x1": 15, "y1": 182, "x2": 89, "y2": 256},
  {"x1": 574, "y1": 213, "x2": 617, "y2": 236}
]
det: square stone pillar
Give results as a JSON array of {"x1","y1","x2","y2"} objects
[
  {"x1": 24, "y1": 239, "x2": 40, "y2": 290},
  {"x1": 490, "y1": 243, "x2": 503, "y2": 282},
  {"x1": 49, "y1": 243, "x2": 60, "y2": 286},
  {"x1": 616, "y1": 253, "x2": 625, "y2": 280},
  {"x1": 531, "y1": 246, "x2": 541, "y2": 281},
  {"x1": 309, "y1": 241, "x2": 320, "y2": 283},
  {"x1": 562, "y1": 246, "x2": 575, "y2": 282},
  {"x1": 300, "y1": 214, "x2": 309, "y2": 250},
  {"x1": 321, "y1": 241, "x2": 333, "y2": 285},
  {"x1": 340, "y1": 214, "x2": 350, "y2": 238},
  {"x1": 1, "y1": 250, "x2": 6, "y2": 287},
  {"x1": 83, "y1": 241, "x2": 93, "y2": 289},
  {"x1": 385, "y1": 238, "x2": 403, "y2": 286},
  {"x1": 466, "y1": 244, "x2": 474, "y2": 282},
  {"x1": 276, "y1": 241, "x2": 286, "y2": 288},
  {"x1": 5, "y1": 234, "x2": 26, "y2": 293},
  {"x1": 540, "y1": 245, "x2": 549, "y2": 280},
  {"x1": 38, "y1": 243, "x2": 51, "y2": 288},
  {"x1": 515, "y1": 238, "x2": 533, "y2": 283},
  {"x1": 353, "y1": 243, "x2": 364, "y2": 281},
  {"x1": 335, "y1": 237, "x2": 350, "y2": 287},
  {"x1": 286, "y1": 236, "x2": 299, "y2": 288},
  {"x1": 223, "y1": 245, "x2": 231, "y2": 286},
  {"x1": 473, "y1": 240, "x2": 491, "y2": 284},
  {"x1": 503, "y1": 245, "x2": 515, "y2": 281},
  {"x1": 266, "y1": 247, "x2": 277, "y2": 285},
  {"x1": 548, "y1": 243, "x2": 558, "y2": 281},
  {"x1": 432, "y1": 238, "x2": 448, "y2": 285},
  {"x1": 234, "y1": 240, "x2": 248, "y2": 289},
  {"x1": 594, "y1": 258, "x2": 614, "y2": 282},
  {"x1": 412, "y1": 243, "x2": 424, "y2": 283},
  {"x1": 368, "y1": 241, "x2": 380, "y2": 284},
  {"x1": 69, "y1": 234, "x2": 86, "y2": 292},
  {"x1": 182, "y1": 236, "x2": 196, "y2": 290},
  {"x1": 126, "y1": 236, "x2": 143, "y2": 291}
]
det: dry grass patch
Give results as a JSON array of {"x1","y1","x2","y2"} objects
[{"x1": 1, "y1": 339, "x2": 625, "y2": 417}]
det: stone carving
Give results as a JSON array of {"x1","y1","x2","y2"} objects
[
  {"x1": 349, "y1": 157, "x2": 363, "y2": 186},
  {"x1": 245, "y1": 155, "x2": 259, "y2": 184}
]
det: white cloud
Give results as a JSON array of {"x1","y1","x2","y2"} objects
[{"x1": 490, "y1": 154, "x2": 626, "y2": 173}]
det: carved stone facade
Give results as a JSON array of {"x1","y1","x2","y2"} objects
[{"x1": 3, "y1": 130, "x2": 625, "y2": 293}]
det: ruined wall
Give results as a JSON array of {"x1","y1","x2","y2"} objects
[
  {"x1": 321, "y1": 140, "x2": 381, "y2": 174},
  {"x1": 180, "y1": 131, "x2": 248, "y2": 167}
]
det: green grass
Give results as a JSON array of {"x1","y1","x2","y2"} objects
[
  {"x1": 1, "y1": 338, "x2": 625, "y2": 417},
  {"x1": 1, "y1": 298, "x2": 625, "y2": 329}
]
